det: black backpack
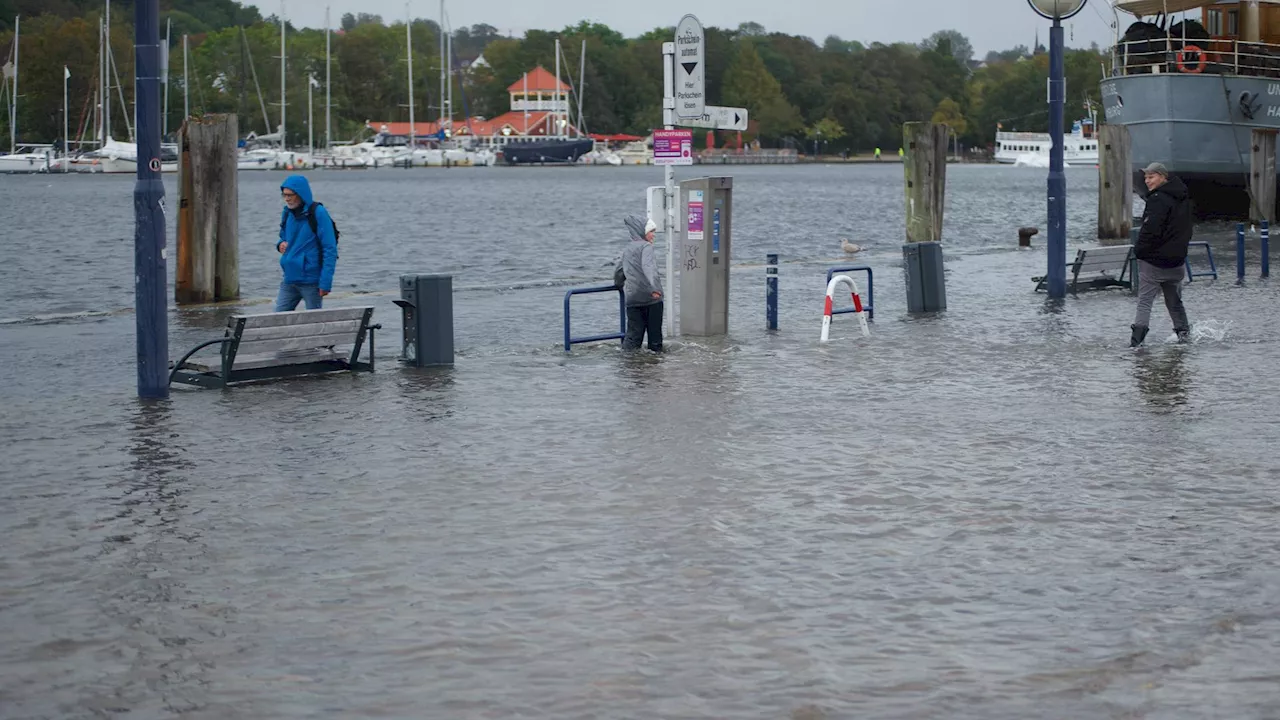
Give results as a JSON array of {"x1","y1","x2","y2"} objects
[{"x1": 613, "y1": 262, "x2": 625, "y2": 289}]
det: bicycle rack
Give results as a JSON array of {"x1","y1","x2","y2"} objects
[
  {"x1": 563, "y1": 285, "x2": 627, "y2": 352},
  {"x1": 825, "y1": 265, "x2": 875, "y2": 319}
]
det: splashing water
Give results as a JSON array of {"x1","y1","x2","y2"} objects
[{"x1": 1165, "y1": 319, "x2": 1232, "y2": 344}]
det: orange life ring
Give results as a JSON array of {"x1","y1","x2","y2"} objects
[{"x1": 1176, "y1": 45, "x2": 1206, "y2": 73}]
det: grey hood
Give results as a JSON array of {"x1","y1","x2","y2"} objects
[{"x1": 623, "y1": 214, "x2": 647, "y2": 242}]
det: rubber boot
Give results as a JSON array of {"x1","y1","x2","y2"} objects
[{"x1": 1130, "y1": 324, "x2": 1150, "y2": 347}]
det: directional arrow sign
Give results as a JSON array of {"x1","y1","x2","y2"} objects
[
  {"x1": 676, "y1": 105, "x2": 749, "y2": 132},
  {"x1": 674, "y1": 15, "x2": 705, "y2": 119}
]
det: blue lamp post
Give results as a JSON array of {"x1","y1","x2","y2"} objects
[
  {"x1": 1028, "y1": 0, "x2": 1087, "y2": 299},
  {"x1": 134, "y1": 0, "x2": 168, "y2": 398}
]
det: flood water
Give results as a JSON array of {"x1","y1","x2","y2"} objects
[{"x1": 2, "y1": 165, "x2": 1280, "y2": 720}]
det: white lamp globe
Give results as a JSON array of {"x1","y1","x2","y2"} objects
[{"x1": 1028, "y1": 0, "x2": 1087, "y2": 19}]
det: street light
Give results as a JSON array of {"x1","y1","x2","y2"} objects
[{"x1": 1028, "y1": 0, "x2": 1087, "y2": 300}]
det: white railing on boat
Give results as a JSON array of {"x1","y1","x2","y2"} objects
[{"x1": 1110, "y1": 38, "x2": 1280, "y2": 79}]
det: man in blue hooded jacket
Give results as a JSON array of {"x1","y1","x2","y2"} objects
[{"x1": 275, "y1": 175, "x2": 338, "y2": 311}]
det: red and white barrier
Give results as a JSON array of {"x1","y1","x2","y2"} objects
[{"x1": 820, "y1": 275, "x2": 870, "y2": 343}]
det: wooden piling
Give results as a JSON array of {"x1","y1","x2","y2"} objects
[
  {"x1": 1250, "y1": 127, "x2": 1276, "y2": 224},
  {"x1": 175, "y1": 114, "x2": 239, "y2": 304},
  {"x1": 1097, "y1": 124, "x2": 1133, "y2": 240},
  {"x1": 902, "y1": 122, "x2": 948, "y2": 242}
]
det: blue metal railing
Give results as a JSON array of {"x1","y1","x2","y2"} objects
[
  {"x1": 1185, "y1": 241, "x2": 1218, "y2": 282},
  {"x1": 563, "y1": 285, "x2": 626, "y2": 352},
  {"x1": 825, "y1": 265, "x2": 874, "y2": 319}
]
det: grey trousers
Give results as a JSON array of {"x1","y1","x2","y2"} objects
[{"x1": 1134, "y1": 260, "x2": 1190, "y2": 331}]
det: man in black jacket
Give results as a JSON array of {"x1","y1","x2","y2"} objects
[{"x1": 1131, "y1": 162, "x2": 1193, "y2": 347}]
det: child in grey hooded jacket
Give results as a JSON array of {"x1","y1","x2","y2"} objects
[{"x1": 617, "y1": 214, "x2": 664, "y2": 351}]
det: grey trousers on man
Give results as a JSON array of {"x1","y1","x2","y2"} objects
[{"x1": 1134, "y1": 260, "x2": 1190, "y2": 331}]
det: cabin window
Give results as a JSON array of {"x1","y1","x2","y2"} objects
[
  {"x1": 1207, "y1": 9, "x2": 1223, "y2": 36},
  {"x1": 1228, "y1": 10, "x2": 1239, "y2": 36}
]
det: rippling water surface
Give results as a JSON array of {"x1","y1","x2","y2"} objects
[{"x1": 2, "y1": 165, "x2": 1279, "y2": 719}]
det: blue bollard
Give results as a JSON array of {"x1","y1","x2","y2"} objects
[
  {"x1": 766, "y1": 254, "x2": 778, "y2": 331},
  {"x1": 1263, "y1": 221, "x2": 1271, "y2": 278},
  {"x1": 1237, "y1": 223, "x2": 1246, "y2": 281}
]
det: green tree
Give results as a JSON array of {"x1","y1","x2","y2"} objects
[
  {"x1": 919, "y1": 30, "x2": 973, "y2": 66},
  {"x1": 722, "y1": 38, "x2": 802, "y2": 141},
  {"x1": 930, "y1": 97, "x2": 967, "y2": 152}
]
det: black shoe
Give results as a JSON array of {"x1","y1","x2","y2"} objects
[
  {"x1": 1175, "y1": 328, "x2": 1190, "y2": 343},
  {"x1": 1130, "y1": 324, "x2": 1150, "y2": 347}
]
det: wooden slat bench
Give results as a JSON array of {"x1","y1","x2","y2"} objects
[
  {"x1": 1033, "y1": 244, "x2": 1135, "y2": 293},
  {"x1": 169, "y1": 306, "x2": 381, "y2": 388}
]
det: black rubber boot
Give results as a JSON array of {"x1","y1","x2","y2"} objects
[{"x1": 1130, "y1": 324, "x2": 1150, "y2": 347}]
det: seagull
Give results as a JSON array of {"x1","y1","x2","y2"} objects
[{"x1": 840, "y1": 239, "x2": 863, "y2": 253}]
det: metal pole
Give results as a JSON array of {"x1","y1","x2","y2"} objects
[
  {"x1": 307, "y1": 75, "x2": 313, "y2": 158},
  {"x1": 64, "y1": 66, "x2": 70, "y2": 171},
  {"x1": 1046, "y1": 17, "x2": 1067, "y2": 299},
  {"x1": 766, "y1": 254, "x2": 779, "y2": 330},
  {"x1": 662, "y1": 41, "x2": 677, "y2": 337},
  {"x1": 324, "y1": 6, "x2": 331, "y2": 152},
  {"x1": 1262, "y1": 220, "x2": 1271, "y2": 278},
  {"x1": 133, "y1": 0, "x2": 168, "y2": 399},
  {"x1": 1237, "y1": 222, "x2": 1246, "y2": 281}
]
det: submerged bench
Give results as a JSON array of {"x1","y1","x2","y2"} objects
[
  {"x1": 1033, "y1": 244, "x2": 1134, "y2": 293},
  {"x1": 169, "y1": 306, "x2": 381, "y2": 388}
]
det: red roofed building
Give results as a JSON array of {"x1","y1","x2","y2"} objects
[{"x1": 366, "y1": 65, "x2": 582, "y2": 147}]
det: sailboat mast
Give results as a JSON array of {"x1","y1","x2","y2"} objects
[
  {"x1": 182, "y1": 34, "x2": 189, "y2": 122},
  {"x1": 577, "y1": 39, "x2": 585, "y2": 138},
  {"x1": 407, "y1": 4, "x2": 415, "y2": 156},
  {"x1": 438, "y1": 0, "x2": 445, "y2": 125},
  {"x1": 162, "y1": 18, "x2": 170, "y2": 137},
  {"x1": 97, "y1": 18, "x2": 103, "y2": 144},
  {"x1": 325, "y1": 5, "x2": 331, "y2": 151},
  {"x1": 554, "y1": 38, "x2": 561, "y2": 139},
  {"x1": 105, "y1": 0, "x2": 110, "y2": 142},
  {"x1": 10, "y1": 14, "x2": 17, "y2": 154},
  {"x1": 279, "y1": 0, "x2": 286, "y2": 150},
  {"x1": 445, "y1": 22, "x2": 451, "y2": 125}
]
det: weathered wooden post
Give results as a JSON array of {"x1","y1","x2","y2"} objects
[
  {"x1": 902, "y1": 122, "x2": 948, "y2": 312},
  {"x1": 1250, "y1": 128, "x2": 1276, "y2": 225},
  {"x1": 1097, "y1": 124, "x2": 1133, "y2": 240},
  {"x1": 175, "y1": 113, "x2": 239, "y2": 304}
]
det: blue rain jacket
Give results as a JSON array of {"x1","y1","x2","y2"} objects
[{"x1": 277, "y1": 175, "x2": 338, "y2": 291}]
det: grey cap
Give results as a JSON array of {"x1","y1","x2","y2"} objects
[{"x1": 1142, "y1": 162, "x2": 1169, "y2": 176}]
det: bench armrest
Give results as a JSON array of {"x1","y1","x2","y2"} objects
[{"x1": 168, "y1": 337, "x2": 233, "y2": 385}]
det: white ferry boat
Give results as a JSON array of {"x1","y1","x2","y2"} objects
[{"x1": 995, "y1": 118, "x2": 1100, "y2": 166}]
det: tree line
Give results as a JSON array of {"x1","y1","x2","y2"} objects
[{"x1": 0, "y1": 2, "x2": 1109, "y2": 153}]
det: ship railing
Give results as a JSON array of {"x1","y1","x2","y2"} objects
[{"x1": 1110, "y1": 38, "x2": 1280, "y2": 80}]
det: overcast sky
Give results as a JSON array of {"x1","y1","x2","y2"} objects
[{"x1": 249, "y1": 0, "x2": 1130, "y2": 56}]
